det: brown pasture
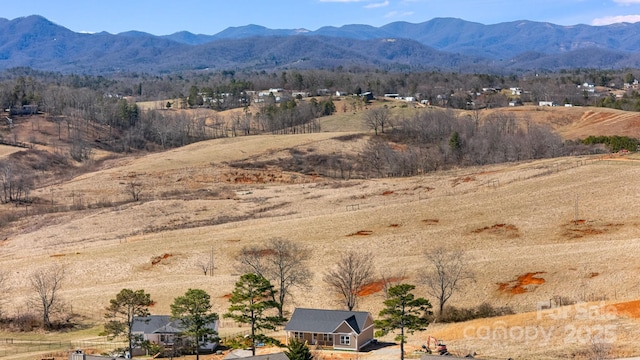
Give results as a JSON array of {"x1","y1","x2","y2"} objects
[{"x1": 1, "y1": 105, "x2": 640, "y2": 359}]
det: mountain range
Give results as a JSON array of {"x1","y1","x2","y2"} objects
[{"x1": 1, "y1": 15, "x2": 640, "y2": 74}]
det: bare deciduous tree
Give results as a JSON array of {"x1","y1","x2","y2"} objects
[
  {"x1": 30, "y1": 265, "x2": 65, "y2": 329},
  {"x1": 126, "y1": 179, "x2": 142, "y2": 202},
  {"x1": 0, "y1": 162, "x2": 34, "y2": 204},
  {"x1": 380, "y1": 268, "x2": 406, "y2": 299},
  {"x1": 238, "y1": 237, "x2": 312, "y2": 318},
  {"x1": 197, "y1": 258, "x2": 214, "y2": 276},
  {"x1": 419, "y1": 247, "x2": 473, "y2": 316},
  {"x1": 323, "y1": 250, "x2": 374, "y2": 310},
  {"x1": 363, "y1": 106, "x2": 391, "y2": 135}
]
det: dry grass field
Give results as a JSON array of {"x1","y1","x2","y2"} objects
[{"x1": 1, "y1": 104, "x2": 640, "y2": 359}]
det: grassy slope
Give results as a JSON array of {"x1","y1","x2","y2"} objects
[{"x1": 2, "y1": 105, "x2": 640, "y2": 359}]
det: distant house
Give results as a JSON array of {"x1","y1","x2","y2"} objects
[
  {"x1": 131, "y1": 315, "x2": 218, "y2": 355},
  {"x1": 538, "y1": 101, "x2": 557, "y2": 107},
  {"x1": 9, "y1": 104, "x2": 38, "y2": 115},
  {"x1": 578, "y1": 83, "x2": 596, "y2": 93},
  {"x1": 361, "y1": 92, "x2": 374, "y2": 102},
  {"x1": 284, "y1": 308, "x2": 375, "y2": 351},
  {"x1": 292, "y1": 91, "x2": 310, "y2": 98}
]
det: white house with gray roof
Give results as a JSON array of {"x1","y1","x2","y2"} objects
[{"x1": 284, "y1": 308, "x2": 374, "y2": 351}]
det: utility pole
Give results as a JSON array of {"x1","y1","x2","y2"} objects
[{"x1": 210, "y1": 246, "x2": 214, "y2": 277}]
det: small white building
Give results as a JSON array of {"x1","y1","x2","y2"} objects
[
  {"x1": 292, "y1": 91, "x2": 310, "y2": 98},
  {"x1": 510, "y1": 87, "x2": 523, "y2": 96},
  {"x1": 538, "y1": 101, "x2": 557, "y2": 107}
]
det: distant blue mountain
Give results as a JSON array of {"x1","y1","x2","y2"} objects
[{"x1": 1, "y1": 15, "x2": 640, "y2": 73}]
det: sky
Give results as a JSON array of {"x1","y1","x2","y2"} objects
[{"x1": 3, "y1": 0, "x2": 640, "y2": 35}]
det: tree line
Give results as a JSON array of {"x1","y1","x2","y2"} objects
[
  {"x1": 2, "y1": 66, "x2": 639, "y2": 115},
  {"x1": 256, "y1": 107, "x2": 607, "y2": 181},
  {"x1": 0, "y1": 66, "x2": 638, "y2": 164}
]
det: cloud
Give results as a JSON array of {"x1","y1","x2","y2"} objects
[
  {"x1": 365, "y1": 0, "x2": 390, "y2": 8},
  {"x1": 613, "y1": 0, "x2": 640, "y2": 4},
  {"x1": 384, "y1": 10, "x2": 414, "y2": 18},
  {"x1": 592, "y1": 14, "x2": 640, "y2": 25}
]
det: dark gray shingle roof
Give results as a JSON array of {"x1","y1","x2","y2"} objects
[
  {"x1": 132, "y1": 315, "x2": 216, "y2": 334},
  {"x1": 284, "y1": 308, "x2": 371, "y2": 334},
  {"x1": 132, "y1": 315, "x2": 175, "y2": 333}
]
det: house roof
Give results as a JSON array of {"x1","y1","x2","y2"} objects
[
  {"x1": 132, "y1": 315, "x2": 217, "y2": 334},
  {"x1": 284, "y1": 308, "x2": 371, "y2": 335}
]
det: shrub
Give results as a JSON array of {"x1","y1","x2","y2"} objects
[{"x1": 437, "y1": 303, "x2": 515, "y2": 323}]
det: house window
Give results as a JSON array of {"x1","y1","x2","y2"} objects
[
  {"x1": 340, "y1": 335, "x2": 350, "y2": 345},
  {"x1": 323, "y1": 334, "x2": 331, "y2": 342},
  {"x1": 293, "y1": 332, "x2": 304, "y2": 340}
]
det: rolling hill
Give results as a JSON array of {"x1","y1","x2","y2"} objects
[{"x1": 1, "y1": 105, "x2": 640, "y2": 359}]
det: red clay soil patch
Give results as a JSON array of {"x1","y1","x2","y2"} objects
[
  {"x1": 382, "y1": 190, "x2": 395, "y2": 196},
  {"x1": 613, "y1": 300, "x2": 640, "y2": 319},
  {"x1": 562, "y1": 220, "x2": 623, "y2": 239},
  {"x1": 422, "y1": 219, "x2": 439, "y2": 225},
  {"x1": 347, "y1": 230, "x2": 373, "y2": 236},
  {"x1": 472, "y1": 223, "x2": 520, "y2": 238},
  {"x1": 50, "y1": 254, "x2": 66, "y2": 257},
  {"x1": 497, "y1": 272, "x2": 546, "y2": 295},
  {"x1": 221, "y1": 293, "x2": 232, "y2": 299},
  {"x1": 151, "y1": 253, "x2": 172, "y2": 265},
  {"x1": 389, "y1": 224, "x2": 401, "y2": 228},
  {"x1": 358, "y1": 277, "x2": 408, "y2": 296},
  {"x1": 589, "y1": 272, "x2": 600, "y2": 278},
  {"x1": 451, "y1": 176, "x2": 475, "y2": 187}
]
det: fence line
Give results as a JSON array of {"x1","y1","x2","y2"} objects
[{"x1": 0, "y1": 338, "x2": 126, "y2": 357}]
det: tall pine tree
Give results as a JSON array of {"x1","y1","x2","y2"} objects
[
  {"x1": 375, "y1": 284, "x2": 432, "y2": 360},
  {"x1": 224, "y1": 273, "x2": 285, "y2": 356}
]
